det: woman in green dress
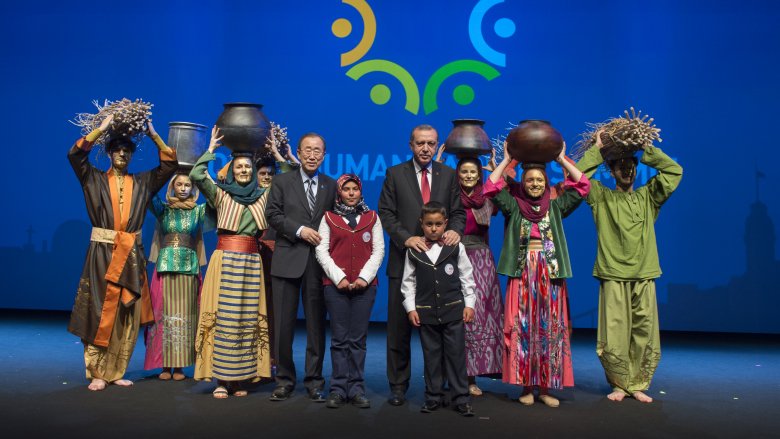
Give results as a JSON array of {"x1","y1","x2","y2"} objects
[{"x1": 144, "y1": 172, "x2": 207, "y2": 380}]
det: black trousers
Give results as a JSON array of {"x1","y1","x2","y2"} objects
[
  {"x1": 419, "y1": 319, "x2": 470, "y2": 405},
  {"x1": 271, "y1": 251, "x2": 326, "y2": 391},
  {"x1": 386, "y1": 276, "x2": 412, "y2": 393}
]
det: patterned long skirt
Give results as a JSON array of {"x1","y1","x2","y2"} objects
[
  {"x1": 144, "y1": 269, "x2": 200, "y2": 369},
  {"x1": 502, "y1": 250, "x2": 574, "y2": 389},
  {"x1": 194, "y1": 247, "x2": 271, "y2": 382},
  {"x1": 464, "y1": 247, "x2": 504, "y2": 376}
]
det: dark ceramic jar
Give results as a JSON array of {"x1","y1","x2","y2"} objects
[
  {"x1": 506, "y1": 120, "x2": 563, "y2": 164},
  {"x1": 444, "y1": 119, "x2": 492, "y2": 158},
  {"x1": 215, "y1": 103, "x2": 271, "y2": 153}
]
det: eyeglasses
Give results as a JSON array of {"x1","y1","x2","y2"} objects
[{"x1": 299, "y1": 148, "x2": 324, "y2": 158}]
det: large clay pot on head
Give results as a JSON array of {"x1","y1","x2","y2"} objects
[
  {"x1": 444, "y1": 119, "x2": 492, "y2": 158},
  {"x1": 215, "y1": 103, "x2": 271, "y2": 153},
  {"x1": 506, "y1": 120, "x2": 563, "y2": 165},
  {"x1": 167, "y1": 122, "x2": 209, "y2": 170}
]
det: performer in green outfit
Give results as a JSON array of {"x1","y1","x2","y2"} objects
[
  {"x1": 190, "y1": 127, "x2": 272, "y2": 398},
  {"x1": 144, "y1": 172, "x2": 207, "y2": 380},
  {"x1": 575, "y1": 109, "x2": 683, "y2": 403}
]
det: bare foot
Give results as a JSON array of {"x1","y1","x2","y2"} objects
[
  {"x1": 632, "y1": 391, "x2": 653, "y2": 403},
  {"x1": 213, "y1": 386, "x2": 229, "y2": 399},
  {"x1": 113, "y1": 379, "x2": 134, "y2": 387},
  {"x1": 172, "y1": 368, "x2": 186, "y2": 381},
  {"x1": 538, "y1": 391, "x2": 559, "y2": 408},
  {"x1": 88, "y1": 378, "x2": 107, "y2": 391},
  {"x1": 159, "y1": 370, "x2": 172, "y2": 380},
  {"x1": 607, "y1": 390, "x2": 626, "y2": 401}
]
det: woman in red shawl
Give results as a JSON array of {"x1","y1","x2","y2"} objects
[
  {"x1": 455, "y1": 157, "x2": 505, "y2": 396},
  {"x1": 484, "y1": 144, "x2": 589, "y2": 408}
]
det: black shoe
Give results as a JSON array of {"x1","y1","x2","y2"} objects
[
  {"x1": 454, "y1": 403, "x2": 475, "y2": 417},
  {"x1": 420, "y1": 400, "x2": 441, "y2": 413},
  {"x1": 309, "y1": 388, "x2": 326, "y2": 403},
  {"x1": 388, "y1": 392, "x2": 406, "y2": 406},
  {"x1": 325, "y1": 392, "x2": 346, "y2": 408},
  {"x1": 351, "y1": 394, "x2": 371, "y2": 409},
  {"x1": 269, "y1": 386, "x2": 292, "y2": 401}
]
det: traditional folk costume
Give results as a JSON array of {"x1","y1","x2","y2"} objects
[
  {"x1": 218, "y1": 158, "x2": 297, "y2": 363},
  {"x1": 456, "y1": 160, "x2": 504, "y2": 378},
  {"x1": 484, "y1": 171, "x2": 589, "y2": 390},
  {"x1": 314, "y1": 174, "x2": 385, "y2": 401},
  {"x1": 576, "y1": 145, "x2": 682, "y2": 395},
  {"x1": 143, "y1": 179, "x2": 207, "y2": 371},
  {"x1": 401, "y1": 243, "x2": 476, "y2": 406},
  {"x1": 68, "y1": 130, "x2": 177, "y2": 382},
  {"x1": 190, "y1": 152, "x2": 272, "y2": 383}
]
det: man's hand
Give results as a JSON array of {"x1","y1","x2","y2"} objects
[
  {"x1": 594, "y1": 129, "x2": 604, "y2": 149},
  {"x1": 98, "y1": 115, "x2": 114, "y2": 132},
  {"x1": 441, "y1": 230, "x2": 460, "y2": 246},
  {"x1": 405, "y1": 236, "x2": 428, "y2": 252},
  {"x1": 146, "y1": 120, "x2": 158, "y2": 138},
  {"x1": 463, "y1": 307, "x2": 475, "y2": 323},
  {"x1": 299, "y1": 227, "x2": 322, "y2": 246},
  {"x1": 407, "y1": 310, "x2": 421, "y2": 327},
  {"x1": 336, "y1": 278, "x2": 350, "y2": 290}
]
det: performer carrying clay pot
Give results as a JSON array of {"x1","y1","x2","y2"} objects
[
  {"x1": 189, "y1": 126, "x2": 273, "y2": 398},
  {"x1": 485, "y1": 138, "x2": 589, "y2": 408},
  {"x1": 143, "y1": 171, "x2": 207, "y2": 381}
]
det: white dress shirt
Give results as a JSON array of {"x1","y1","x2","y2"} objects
[
  {"x1": 400, "y1": 242, "x2": 476, "y2": 313},
  {"x1": 315, "y1": 213, "x2": 385, "y2": 285},
  {"x1": 413, "y1": 160, "x2": 433, "y2": 192}
]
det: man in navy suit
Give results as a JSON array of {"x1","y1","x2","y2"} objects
[
  {"x1": 266, "y1": 133, "x2": 337, "y2": 402},
  {"x1": 378, "y1": 124, "x2": 466, "y2": 406}
]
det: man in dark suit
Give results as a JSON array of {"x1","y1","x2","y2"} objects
[
  {"x1": 378, "y1": 124, "x2": 466, "y2": 406},
  {"x1": 266, "y1": 133, "x2": 337, "y2": 402}
]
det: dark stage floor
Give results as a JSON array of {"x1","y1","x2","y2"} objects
[{"x1": 1, "y1": 310, "x2": 778, "y2": 438}]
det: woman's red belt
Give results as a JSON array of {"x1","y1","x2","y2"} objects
[{"x1": 216, "y1": 235, "x2": 259, "y2": 253}]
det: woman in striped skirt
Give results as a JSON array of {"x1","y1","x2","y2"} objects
[
  {"x1": 144, "y1": 173, "x2": 207, "y2": 380},
  {"x1": 189, "y1": 127, "x2": 272, "y2": 398}
]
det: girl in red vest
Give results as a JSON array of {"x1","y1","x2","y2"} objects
[{"x1": 315, "y1": 174, "x2": 385, "y2": 409}]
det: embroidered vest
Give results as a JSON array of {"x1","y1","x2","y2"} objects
[
  {"x1": 517, "y1": 212, "x2": 560, "y2": 277},
  {"x1": 323, "y1": 211, "x2": 378, "y2": 286}
]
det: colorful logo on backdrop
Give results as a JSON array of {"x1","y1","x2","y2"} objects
[{"x1": 331, "y1": 0, "x2": 515, "y2": 115}]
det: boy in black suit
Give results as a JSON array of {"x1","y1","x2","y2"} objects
[{"x1": 400, "y1": 202, "x2": 476, "y2": 416}]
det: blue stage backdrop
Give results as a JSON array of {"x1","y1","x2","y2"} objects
[{"x1": 1, "y1": 0, "x2": 778, "y2": 333}]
